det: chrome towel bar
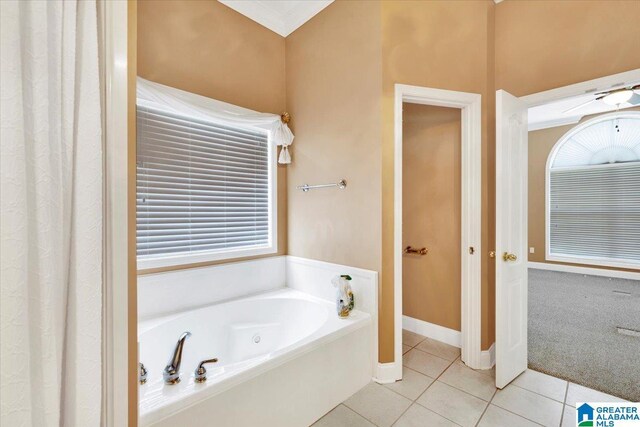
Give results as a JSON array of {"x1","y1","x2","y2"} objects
[{"x1": 297, "y1": 179, "x2": 347, "y2": 192}]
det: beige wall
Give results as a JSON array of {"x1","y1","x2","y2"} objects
[
  {"x1": 381, "y1": 0, "x2": 496, "y2": 356},
  {"x1": 528, "y1": 108, "x2": 640, "y2": 273},
  {"x1": 134, "y1": 0, "x2": 640, "y2": 367},
  {"x1": 285, "y1": 2, "x2": 382, "y2": 271},
  {"x1": 137, "y1": 0, "x2": 288, "y2": 273},
  {"x1": 138, "y1": 0, "x2": 286, "y2": 113},
  {"x1": 495, "y1": 0, "x2": 640, "y2": 96},
  {"x1": 403, "y1": 104, "x2": 461, "y2": 331}
]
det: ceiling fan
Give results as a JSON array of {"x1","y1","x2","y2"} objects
[{"x1": 563, "y1": 84, "x2": 640, "y2": 114}]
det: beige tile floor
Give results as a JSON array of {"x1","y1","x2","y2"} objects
[{"x1": 314, "y1": 330, "x2": 628, "y2": 427}]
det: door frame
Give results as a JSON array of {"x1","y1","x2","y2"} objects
[
  {"x1": 392, "y1": 84, "x2": 483, "y2": 380},
  {"x1": 494, "y1": 68, "x2": 640, "y2": 385},
  {"x1": 102, "y1": 0, "x2": 135, "y2": 425}
]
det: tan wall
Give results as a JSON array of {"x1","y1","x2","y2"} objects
[
  {"x1": 402, "y1": 104, "x2": 461, "y2": 331},
  {"x1": 528, "y1": 108, "x2": 640, "y2": 273},
  {"x1": 285, "y1": 1, "x2": 382, "y2": 271},
  {"x1": 137, "y1": 0, "x2": 288, "y2": 273},
  {"x1": 381, "y1": 0, "x2": 496, "y2": 357},
  {"x1": 133, "y1": 0, "x2": 640, "y2": 367},
  {"x1": 495, "y1": 0, "x2": 640, "y2": 96}
]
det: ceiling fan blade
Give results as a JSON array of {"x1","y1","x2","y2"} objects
[
  {"x1": 596, "y1": 84, "x2": 640, "y2": 96},
  {"x1": 628, "y1": 92, "x2": 640, "y2": 106},
  {"x1": 562, "y1": 98, "x2": 597, "y2": 114}
]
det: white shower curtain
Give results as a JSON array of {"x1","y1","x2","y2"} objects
[{"x1": 1, "y1": 1, "x2": 103, "y2": 426}]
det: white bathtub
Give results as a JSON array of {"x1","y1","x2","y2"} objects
[{"x1": 139, "y1": 288, "x2": 373, "y2": 426}]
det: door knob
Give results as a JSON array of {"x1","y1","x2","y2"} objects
[{"x1": 502, "y1": 252, "x2": 517, "y2": 262}]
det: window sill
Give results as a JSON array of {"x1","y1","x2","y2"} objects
[
  {"x1": 546, "y1": 253, "x2": 640, "y2": 270},
  {"x1": 137, "y1": 245, "x2": 277, "y2": 271}
]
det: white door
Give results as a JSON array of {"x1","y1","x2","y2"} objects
[{"x1": 495, "y1": 90, "x2": 528, "y2": 389}]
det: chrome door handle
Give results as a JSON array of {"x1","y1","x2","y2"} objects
[
  {"x1": 502, "y1": 252, "x2": 517, "y2": 262},
  {"x1": 139, "y1": 363, "x2": 148, "y2": 385}
]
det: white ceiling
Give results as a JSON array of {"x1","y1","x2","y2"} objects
[
  {"x1": 219, "y1": 0, "x2": 334, "y2": 37},
  {"x1": 528, "y1": 84, "x2": 640, "y2": 131}
]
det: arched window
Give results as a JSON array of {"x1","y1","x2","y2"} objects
[{"x1": 546, "y1": 111, "x2": 640, "y2": 268}]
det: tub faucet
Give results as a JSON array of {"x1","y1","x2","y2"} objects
[{"x1": 163, "y1": 331, "x2": 191, "y2": 384}]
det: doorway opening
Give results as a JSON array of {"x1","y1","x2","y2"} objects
[
  {"x1": 401, "y1": 104, "x2": 463, "y2": 370},
  {"x1": 495, "y1": 69, "x2": 640, "y2": 400},
  {"x1": 392, "y1": 85, "x2": 483, "y2": 382}
]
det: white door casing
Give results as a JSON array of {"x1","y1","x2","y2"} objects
[
  {"x1": 495, "y1": 90, "x2": 528, "y2": 389},
  {"x1": 387, "y1": 84, "x2": 483, "y2": 384}
]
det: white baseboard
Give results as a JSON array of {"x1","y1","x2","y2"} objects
[
  {"x1": 402, "y1": 315, "x2": 461, "y2": 348},
  {"x1": 373, "y1": 362, "x2": 401, "y2": 384},
  {"x1": 478, "y1": 343, "x2": 495, "y2": 370},
  {"x1": 528, "y1": 262, "x2": 640, "y2": 281}
]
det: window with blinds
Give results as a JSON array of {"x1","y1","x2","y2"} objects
[
  {"x1": 136, "y1": 105, "x2": 275, "y2": 269},
  {"x1": 548, "y1": 162, "x2": 640, "y2": 267}
]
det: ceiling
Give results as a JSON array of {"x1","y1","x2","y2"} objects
[
  {"x1": 218, "y1": 0, "x2": 334, "y2": 37},
  {"x1": 528, "y1": 83, "x2": 640, "y2": 131}
]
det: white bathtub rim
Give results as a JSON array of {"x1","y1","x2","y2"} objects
[{"x1": 139, "y1": 290, "x2": 371, "y2": 426}]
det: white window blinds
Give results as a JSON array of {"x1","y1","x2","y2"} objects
[
  {"x1": 136, "y1": 105, "x2": 273, "y2": 264},
  {"x1": 549, "y1": 162, "x2": 640, "y2": 264}
]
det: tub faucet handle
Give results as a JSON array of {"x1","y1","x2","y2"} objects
[
  {"x1": 194, "y1": 358, "x2": 219, "y2": 383},
  {"x1": 163, "y1": 331, "x2": 191, "y2": 384}
]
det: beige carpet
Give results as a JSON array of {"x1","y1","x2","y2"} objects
[{"x1": 528, "y1": 268, "x2": 640, "y2": 401}]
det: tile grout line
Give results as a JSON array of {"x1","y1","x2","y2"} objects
[
  {"x1": 362, "y1": 333, "x2": 457, "y2": 426},
  {"x1": 342, "y1": 396, "x2": 385, "y2": 427},
  {"x1": 559, "y1": 381, "x2": 570, "y2": 426},
  {"x1": 406, "y1": 357, "x2": 472, "y2": 427},
  {"x1": 407, "y1": 334, "x2": 546, "y2": 426},
  {"x1": 338, "y1": 403, "x2": 379, "y2": 427},
  {"x1": 484, "y1": 400, "x2": 547, "y2": 426},
  {"x1": 473, "y1": 388, "x2": 498, "y2": 427},
  {"x1": 404, "y1": 332, "x2": 626, "y2": 423},
  {"x1": 457, "y1": 370, "x2": 551, "y2": 426},
  {"x1": 403, "y1": 334, "x2": 546, "y2": 426},
  {"x1": 434, "y1": 358, "x2": 495, "y2": 402},
  {"x1": 509, "y1": 382, "x2": 567, "y2": 404},
  {"x1": 406, "y1": 345, "x2": 457, "y2": 365},
  {"x1": 389, "y1": 356, "x2": 459, "y2": 426},
  {"x1": 342, "y1": 332, "x2": 429, "y2": 425},
  {"x1": 488, "y1": 387, "x2": 543, "y2": 426},
  {"x1": 342, "y1": 342, "x2": 577, "y2": 427},
  {"x1": 490, "y1": 391, "x2": 561, "y2": 426},
  {"x1": 405, "y1": 333, "x2": 569, "y2": 426}
]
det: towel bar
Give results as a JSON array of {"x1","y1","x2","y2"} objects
[{"x1": 297, "y1": 179, "x2": 347, "y2": 192}]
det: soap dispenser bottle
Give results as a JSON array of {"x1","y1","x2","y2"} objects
[{"x1": 332, "y1": 275, "x2": 355, "y2": 318}]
